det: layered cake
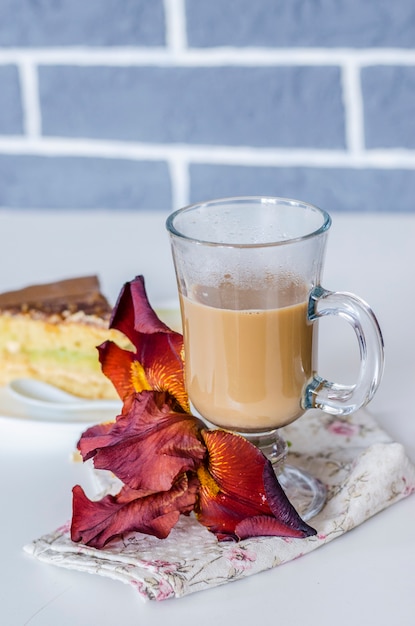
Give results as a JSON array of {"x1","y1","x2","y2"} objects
[{"x1": 0, "y1": 275, "x2": 130, "y2": 399}]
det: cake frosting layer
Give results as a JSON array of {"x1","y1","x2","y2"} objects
[{"x1": 0, "y1": 275, "x2": 112, "y2": 317}]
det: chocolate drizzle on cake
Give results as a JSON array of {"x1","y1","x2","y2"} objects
[{"x1": 0, "y1": 276, "x2": 113, "y2": 318}]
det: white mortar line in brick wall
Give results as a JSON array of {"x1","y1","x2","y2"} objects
[
  {"x1": 164, "y1": 0, "x2": 187, "y2": 51},
  {"x1": 0, "y1": 136, "x2": 414, "y2": 169},
  {"x1": 0, "y1": 48, "x2": 414, "y2": 66},
  {"x1": 341, "y1": 61, "x2": 365, "y2": 154},
  {"x1": 168, "y1": 156, "x2": 190, "y2": 209},
  {"x1": 18, "y1": 61, "x2": 41, "y2": 137}
]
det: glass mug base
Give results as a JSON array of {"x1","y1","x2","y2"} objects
[
  {"x1": 278, "y1": 465, "x2": 326, "y2": 521},
  {"x1": 243, "y1": 430, "x2": 326, "y2": 521}
]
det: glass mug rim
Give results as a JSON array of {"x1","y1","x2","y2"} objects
[{"x1": 166, "y1": 195, "x2": 332, "y2": 249}]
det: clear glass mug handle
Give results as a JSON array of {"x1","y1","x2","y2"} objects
[{"x1": 303, "y1": 286, "x2": 385, "y2": 416}]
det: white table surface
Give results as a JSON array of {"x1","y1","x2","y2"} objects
[{"x1": 0, "y1": 210, "x2": 414, "y2": 626}]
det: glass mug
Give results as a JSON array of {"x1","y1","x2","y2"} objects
[{"x1": 166, "y1": 196, "x2": 384, "y2": 519}]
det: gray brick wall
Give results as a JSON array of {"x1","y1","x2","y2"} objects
[
  {"x1": 0, "y1": 65, "x2": 24, "y2": 135},
  {"x1": 0, "y1": 0, "x2": 414, "y2": 212},
  {"x1": 186, "y1": 0, "x2": 415, "y2": 48},
  {"x1": 39, "y1": 65, "x2": 345, "y2": 148},
  {"x1": 0, "y1": 0, "x2": 166, "y2": 47}
]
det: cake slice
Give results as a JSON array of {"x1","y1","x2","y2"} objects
[{"x1": 0, "y1": 275, "x2": 130, "y2": 399}]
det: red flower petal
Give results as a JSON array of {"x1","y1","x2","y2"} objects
[
  {"x1": 196, "y1": 430, "x2": 316, "y2": 541},
  {"x1": 140, "y1": 332, "x2": 188, "y2": 412},
  {"x1": 235, "y1": 513, "x2": 313, "y2": 539},
  {"x1": 262, "y1": 460, "x2": 316, "y2": 536},
  {"x1": 99, "y1": 275, "x2": 188, "y2": 411},
  {"x1": 110, "y1": 275, "x2": 171, "y2": 343},
  {"x1": 71, "y1": 473, "x2": 199, "y2": 549},
  {"x1": 78, "y1": 391, "x2": 206, "y2": 492},
  {"x1": 98, "y1": 341, "x2": 150, "y2": 402},
  {"x1": 199, "y1": 430, "x2": 272, "y2": 511},
  {"x1": 77, "y1": 421, "x2": 114, "y2": 462}
]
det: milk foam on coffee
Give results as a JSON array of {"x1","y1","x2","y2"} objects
[{"x1": 181, "y1": 275, "x2": 315, "y2": 432}]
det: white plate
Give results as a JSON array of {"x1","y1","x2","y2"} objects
[
  {"x1": 0, "y1": 385, "x2": 119, "y2": 425},
  {"x1": 8, "y1": 379, "x2": 122, "y2": 413}
]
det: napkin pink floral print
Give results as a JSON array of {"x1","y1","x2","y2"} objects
[{"x1": 26, "y1": 405, "x2": 415, "y2": 600}]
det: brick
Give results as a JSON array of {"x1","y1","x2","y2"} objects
[
  {"x1": 39, "y1": 65, "x2": 345, "y2": 149},
  {"x1": 186, "y1": 0, "x2": 415, "y2": 48},
  {"x1": 362, "y1": 66, "x2": 415, "y2": 149},
  {"x1": 0, "y1": 0, "x2": 165, "y2": 46},
  {"x1": 0, "y1": 155, "x2": 171, "y2": 210},
  {"x1": 189, "y1": 164, "x2": 415, "y2": 212},
  {"x1": 0, "y1": 65, "x2": 24, "y2": 135}
]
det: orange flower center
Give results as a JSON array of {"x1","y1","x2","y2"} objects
[
  {"x1": 197, "y1": 465, "x2": 220, "y2": 497},
  {"x1": 130, "y1": 360, "x2": 152, "y2": 393}
]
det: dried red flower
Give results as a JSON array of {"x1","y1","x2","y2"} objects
[{"x1": 71, "y1": 276, "x2": 316, "y2": 549}]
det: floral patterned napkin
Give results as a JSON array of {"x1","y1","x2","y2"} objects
[{"x1": 24, "y1": 409, "x2": 415, "y2": 601}]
